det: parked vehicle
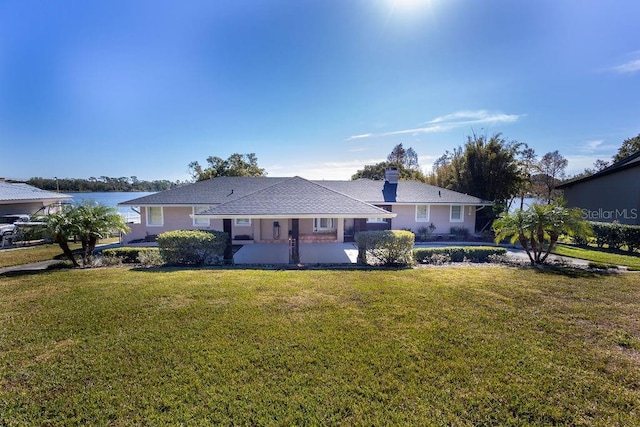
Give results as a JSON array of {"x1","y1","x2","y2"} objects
[{"x1": 0, "y1": 214, "x2": 31, "y2": 235}]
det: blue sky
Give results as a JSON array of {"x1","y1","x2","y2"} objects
[{"x1": 1, "y1": 0, "x2": 639, "y2": 182}]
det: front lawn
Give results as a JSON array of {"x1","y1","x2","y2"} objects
[
  {"x1": 552, "y1": 243, "x2": 640, "y2": 270},
  {"x1": 2, "y1": 267, "x2": 640, "y2": 425},
  {"x1": 0, "y1": 238, "x2": 120, "y2": 268}
]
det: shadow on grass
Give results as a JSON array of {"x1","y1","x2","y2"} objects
[
  {"x1": 527, "y1": 264, "x2": 615, "y2": 279},
  {"x1": 129, "y1": 263, "x2": 415, "y2": 273}
]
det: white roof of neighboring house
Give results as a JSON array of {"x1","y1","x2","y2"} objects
[{"x1": 0, "y1": 181, "x2": 72, "y2": 205}]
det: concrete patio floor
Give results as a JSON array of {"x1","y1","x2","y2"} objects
[{"x1": 233, "y1": 242, "x2": 359, "y2": 265}]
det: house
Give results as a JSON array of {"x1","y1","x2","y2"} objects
[
  {"x1": 0, "y1": 180, "x2": 72, "y2": 216},
  {"x1": 120, "y1": 168, "x2": 490, "y2": 252},
  {"x1": 557, "y1": 151, "x2": 640, "y2": 225}
]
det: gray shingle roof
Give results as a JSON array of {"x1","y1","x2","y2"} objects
[
  {"x1": 0, "y1": 182, "x2": 72, "y2": 203},
  {"x1": 315, "y1": 179, "x2": 488, "y2": 204},
  {"x1": 119, "y1": 177, "x2": 287, "y2": 205},
  {"x1": 119, "y1": 176, "x2": 490, "y2": 210},
  {"x1": 200, "y1": 177, "x2": 394, "y2": 217}
]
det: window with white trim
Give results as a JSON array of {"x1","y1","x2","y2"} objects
[
  {"x1": 234, "y1": 218, "x2": 252, "y2": 226},
  {"x1": 415, "y1": 205, "x2": 430, "y2": 222},
  {"x1": 146, "y1": 206, "x2": 163, "y2": 226},
  {"x1": 450, "y1": 205, "x2": 463, "y2": 222},
  {"x1": 367, "y1": 217, "x2": 386, "y2": 223},
  {"x1": 193, "y1": 206, "x2": 212, "y2": 226},
  {"x1": 314, "y1": 218, "x2": 335, "y2": 231}
]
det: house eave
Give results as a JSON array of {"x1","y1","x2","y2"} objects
[{"x1": 192, "y1": 213, "x2": 397, "y2": 220}]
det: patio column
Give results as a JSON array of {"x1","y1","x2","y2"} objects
[
  {"x1": 291, "y1": 218, "x2": 300, "y2": 264},
  {"x1": 223, "y1": 218, "x2": 233, "y2": 264}
]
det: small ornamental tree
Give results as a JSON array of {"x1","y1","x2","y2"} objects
[{"x1": 493, "y1": 202, "x2": 591, "y2": 265}]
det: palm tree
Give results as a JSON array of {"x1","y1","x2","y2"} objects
[
  {"x1": 493, "y1": 202, "x2": 591, "y2": 265},
  {"x1": 43, "y1": 202, "x2": 129, "y2": 267},
  {"x1": 42, "y1": 206, "x2": 80, "y2": 267},
  {"x1": 74, "y1": 201, "x2": 129, "y2": 265}
]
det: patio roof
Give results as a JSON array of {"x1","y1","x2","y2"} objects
[{"x1": 195, "y1": 176, "x2": 396, "y2": 219}]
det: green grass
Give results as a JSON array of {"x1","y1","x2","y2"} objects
[
  {"x1": 0, "y1": 238, "x2": 120, "y2": 268},
  {"x1": 553, "y1": 243, "x2": 640, "y2": 270},
  {"x1": 2, "y1": 267, "x2": 640, "y2": 425}
]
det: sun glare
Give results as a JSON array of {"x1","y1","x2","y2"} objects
[{"x1": 388, "y1": 0, "x2": 432, "y2": 10}]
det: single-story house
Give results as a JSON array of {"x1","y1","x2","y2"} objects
[
  {"x1": 0, "y1": 180, "x2": 72, "y2": 216},
  {"x1": 557, "y1": 151, "x2": 639, "y2": 225},
  {"x1": 120, "y1": 168, "x2": 491, "y2": 255}
]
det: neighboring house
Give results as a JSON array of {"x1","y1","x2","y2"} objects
[
  {"x1": 120, "y1": 168, "x2": 491, "y2": 245},
  {"x1": 0, "y1": 180, "x2": 72, "y2": 216},
  {"x1": 557, "y1": 151, "x2": 640, "y2": 225}
]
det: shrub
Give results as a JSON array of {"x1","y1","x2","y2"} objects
[
  {"x1": 157, "y1": 230, "x2": 228, "y2": 266},
  {"x1": 450, "y1": 226, "x2": 470, "y2": 240},
  {"x1": 622, "y1": 225, "x2": 640, "y2": 252},
  {"x1": 355, "y1": 230, "x2": 415, "y2": 266},
  {"x1": 413, "y1": 246, "x2": 507, "y2": 264},
  {"x1": 102, "y1": 247, "x2": 161, "y2": 263},
  {"x1": 137, "y1": 248, "x2": 164, "y2": 266},
  {"x1": 591, "y1": 221, "x2": 640, "y2": 252}
]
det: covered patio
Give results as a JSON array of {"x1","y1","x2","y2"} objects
[{"x1": 233, "y1": 242, "x2": 359, "y2": 265}]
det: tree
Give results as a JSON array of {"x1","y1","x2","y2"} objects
[
  {"x1": 74, "y1": 202, "x2": 130, "y2": 265},
  {"x1": 612, "y1": 133, "x2": 640, "y2": 162},
  {"x1": 188, "y1": 153, "x2": 266, "y2": 182},
  {"x1": 493, "y1": 202, "x2": 591, "y2": 265},
  {"x1": 42, "y1": 207, "x2": 80, "y2": 267},
  {"x1": 386, "y1": 144, "x2": 420, "y2": 170},
  {"x1": 427, "y1": 133, "x2": 524, "y2": 205},
  {"x1": 514, "y1": 147, "x2": 537, "y2": 209},
  {"x1": 536, "y1": 150, "x2": 568, "y2": 203},
  {"x1": 387, "y1": 143, "x2": 406, "y2": 165},
  {"x1": 351, "y1": 162, "x2": 426, "y2": 181},
  {"x1": 405, "y1": 147, "x2": 420, "y2": 170},
  {"x1": 43, "y1": 202, "x2": 129, "y2": 266}
]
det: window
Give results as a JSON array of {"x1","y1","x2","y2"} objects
[
  {"x1": 234, "y1": 218, "x2": 251, "y2": 226},
  {"x1": 415, "y1": 205, "x2": 430, "y2": 222},
  {"x1": 146, "y1": 206, "x2": 163, "y2": 226},
  {"x1": 450, "y1": 205, "x2": 463, "y2": 222},
  {"x1": 193, "y1": 206, "x2": 212, "y2": 226},
  {"x1": 367, "y1": 218, "x2": 386, "y2": 223},
  {"x1": 314, "y1": 218, "x2": 335, "y2": 231}
]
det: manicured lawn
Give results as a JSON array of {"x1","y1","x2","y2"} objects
[
  {"x1": 0, "y1": 238, "x2": 119, "y2": 268},
  {"x1": 553, "y1": 243, "x2": 640, "y2": 270},
  {"x1": 2, "y1": 267, "x2": 640, "y2": 425}
]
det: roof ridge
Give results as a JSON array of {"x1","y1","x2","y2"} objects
[
  {"x1": 211, "y1": 176, "x2": 298, "y2": 208},
  {"x1": 304, "y1": 178, "x2": 392, "y2": 214}
]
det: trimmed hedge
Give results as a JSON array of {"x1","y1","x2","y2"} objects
[
  {"x1": 157, "y1": 230, "x2": 228, "y2": 266},
  {"x1": 355, "y1": 230, "x2": 415, "y2": 266},
  {"x1": 590, "y1": 222, "x2": 640, "y2": 252},
  {"x1": 413, "y1": 246, "x2": 507, "y2": 264},
  {"x1": 102, "y1": 247, "x2": 160, "y2": 264}
]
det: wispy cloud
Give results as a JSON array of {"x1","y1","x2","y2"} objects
[
  {"x1": 605, "y1": 51, "x2": 640, "y2": 74},
  {"x1": 608, "y1": 59, "x2": 640, "y2": 74},
  {"x1": 578, "y1": 139, "x2": 618, "y2": 154},
  {"x1": 345, "y1": 133, "x2": 373, "y2": 141},
  {"x1": 346, "y1": 110, "x2": 522, "y2": 140}
]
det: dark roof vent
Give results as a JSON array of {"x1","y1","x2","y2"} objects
[{"x1": 385, "y1": 167, "x2": 399, "y2": 184}]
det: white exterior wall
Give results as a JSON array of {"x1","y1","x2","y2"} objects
[{"x1": 390, "y1": 204, "x2": 476, "y2": 234}]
